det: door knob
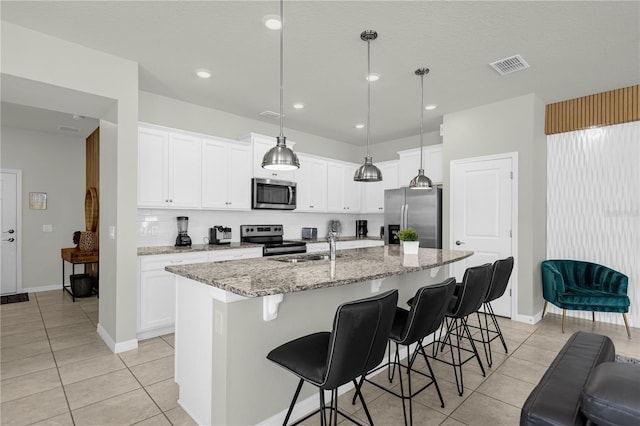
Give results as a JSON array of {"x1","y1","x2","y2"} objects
[
  {"x1": 3, "y1": 229, "x2": 15, "y2": 234},
  {"x1": 4, "y1": 238, "x2": 15, "y2": 242},
  {"x1": 455, "y1": 240, "x2": 465, "y2": 246}
]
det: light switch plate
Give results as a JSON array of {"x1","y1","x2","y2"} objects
[
  {"x1": 42, "y1": 224, "x2": 53, "y2": 232},
  {"x1": 109, "y1": 226, "x2": 116, "y2": 240}
]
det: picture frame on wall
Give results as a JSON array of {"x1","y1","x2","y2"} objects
[{"x1": 29, "y1": 192, "x2": 47, "y2": 210}]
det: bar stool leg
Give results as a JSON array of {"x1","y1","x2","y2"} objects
[
  {"x1": 283, "y1": 379, "x2": 304, "y2": 426},
  {"x1": 418, "y1": 343, "x2": 445, "y2": 408}
]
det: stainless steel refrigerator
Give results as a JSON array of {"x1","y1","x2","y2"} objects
[{"x1": 384, "y1": 186, "x2": 442, "y2": 248}]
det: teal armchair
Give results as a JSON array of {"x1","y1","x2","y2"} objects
[{"x1": 541, "y1": 260, "x2": 631, "y2": 338}]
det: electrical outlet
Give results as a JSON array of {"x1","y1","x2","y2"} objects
[
  {"x1": 109, "y1": 226, "x2": 116, "y2": 240},
  {"x1": 42, "y1": 224, "x2": 53, "y2": 232}
]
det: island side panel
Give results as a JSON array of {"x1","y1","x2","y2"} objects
[{"x1": 223, "y1": 267, "x2": 451, "y2": 425}]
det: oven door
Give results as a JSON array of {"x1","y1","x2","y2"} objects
[{"x1": 252, "y1": 178, "x2": 296, "y2": 210}]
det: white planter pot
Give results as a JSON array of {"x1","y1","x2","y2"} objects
[{"x1": 401, "y1": 241, "x2": 419, "y2": 255}]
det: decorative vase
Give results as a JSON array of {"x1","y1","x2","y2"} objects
[
  {"x1": 401, "y1": 240, "x2": 419, "y2": 255},
  {"x1": 79, "y1": 231, "x2": 95, "y2": 252}
]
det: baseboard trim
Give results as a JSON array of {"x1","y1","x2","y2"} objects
[
  {"x1": 97, "y1": 323, "x2": 138, "y2": 354},
  {"x1": 514, "y1": 313, "x2": 539, "y2": 324},
  {"x1": 21, "y1": 284, "x2": 62, "y2": 293},
  {"x1": 137, "y1": 325, "x2": 175, "y2": 341}
]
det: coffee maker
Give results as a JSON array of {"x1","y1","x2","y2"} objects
[
  {"x1": 175, "y1": 216, "x2": 192, "y2": 247},
  {"x1": 356, "y1": 220, "x2": 368, "y2": 238}
]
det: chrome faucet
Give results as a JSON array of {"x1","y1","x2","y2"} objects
[{"x1": 328, "y1": 231, "x2": 337, "y2": 261}]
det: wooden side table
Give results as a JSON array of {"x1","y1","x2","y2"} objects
[{"x1": 61, "y1": 248, "x2": 99, "y2": 301}]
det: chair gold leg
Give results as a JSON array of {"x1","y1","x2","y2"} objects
[
  {"x1": 562, "y1": 310, "x2": 566, "y2": 333},
  {"x1": 542, "y1": 301, "x2": 548, "y2": 318},
  {"x1": 622, "y1": 314, "x2": 631, "y2": 339},
  {"x1": 592, "y1": 312, "x2": 595, "y2": 322}
]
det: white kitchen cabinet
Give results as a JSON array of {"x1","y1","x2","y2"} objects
[
  {"x1": 294, "y1": 153, "x2": 328, "y2": 212},
  {"x1": 201, "y1": 137, "x2": 251, "y2": 210},
  {"x1": 397, "y1": 144, "x2": 443, "y2": 186},
  {"x1": 242, "y1": 133, "x2": 297, "y2": 181},
  {"x1": 362, "y1": 160, "x2": 399, "y2": 213},
  {"x1": 138, "y1": 125, "x2": 201, "y2": 208},
  {"x1": 138, "y1": 252, "x2": 209, "y2": 338},
  {"x1": 327, "y1": 161, "x2": 361, "y2": 213},
  {"x1": 137, "y1": 247, "x2": 263, "y2": 340}
]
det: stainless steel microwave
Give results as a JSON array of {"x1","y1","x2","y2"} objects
[{"x1": 251, "y1": 178, "x2": 297, "y2": 210}]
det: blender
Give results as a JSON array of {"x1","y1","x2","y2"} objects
[{"x1": 175, "y1": 216, "x2": 192, "y2": 247}]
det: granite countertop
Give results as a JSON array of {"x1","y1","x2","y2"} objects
[
  {"x1": 290, "y1": 236, "x2": 383, "y2": 243},
  {"x1": 165, "y1": 246, "x2": 473, "y2": 297},
  {"x1": 137, "y1": 242, "x2": 262, "y2": 256}
]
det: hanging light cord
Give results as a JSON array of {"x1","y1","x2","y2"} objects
[
  {"x1": 279, "y1": 0, "x2": 284, "y2": 139},
  {"x1": 419, "y1": 72, "x2": 424, "y2": 169},
  {"x1": 366, "y1": 38, "x2": 371, "y2": 157}
]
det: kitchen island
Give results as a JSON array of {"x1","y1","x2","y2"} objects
[{"x1": 166, "y1": 246, "x2": 473, "y2": 425}]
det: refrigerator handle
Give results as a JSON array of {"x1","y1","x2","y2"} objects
[
  {"x1": 400, "y1": 204, "x2": 405, "y2": 229},
  {"x1": 404, "y1": 203, "x2": 409, "y2": 229}
]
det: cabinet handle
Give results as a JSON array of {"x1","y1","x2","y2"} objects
[
  {"x1": 310, "y1": 205, "x2": 314, "y2": 208},
  {"x1": 169, "y1": 259, "x2": 184, "y2": 264},
  {"x1": 169, "y1": 199, "x2": 173, "y2": 203}
]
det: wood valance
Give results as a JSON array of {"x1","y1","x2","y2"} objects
[{"x1": 545, "y1": 85, "x2": 639, "y2": 135}]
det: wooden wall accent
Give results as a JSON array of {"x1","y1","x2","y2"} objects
[
  {"x1": 545, "y1": 85, "x2": 639, "y2": 135},
  {"x1": 86, "y1": 127, "x2": 100, "y2": 249}
]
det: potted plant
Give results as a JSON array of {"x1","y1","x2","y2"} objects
[{"x1": 397, "y1": 228, "x2": 420, "y2": 255}]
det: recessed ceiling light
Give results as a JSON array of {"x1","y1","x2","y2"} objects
[
  {"x1": 72, "y1": 114, "x2": 85, "y2": 120},
  {"x1": 196, "y1": 69, "x2": 211, "y2": 79},
  {"x1": 264, "y1": 15, "x2": 282, "y2": 30},
  {"x1": 355, "y1": 124, "x2": 365, "y2": 129},
  {"x1": 292, "y1": 103, "x2": 304, "y2": 109},
  {"x1": 425, "y1": 104, "x2": 437, "y2": 111},
  {"x1": 365, "y1": 73, "x2": 380, "y2": 82}
]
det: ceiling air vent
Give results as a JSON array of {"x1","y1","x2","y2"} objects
[
  {"x1": 259, "y1": 110, "x2": 282, "y2": 119},
  {"x1": 58, "y1": 125, "x2": 80, "y2": 133},
  {"x1": 490, "y1": 54, "x2": 530, "y2": 76}
]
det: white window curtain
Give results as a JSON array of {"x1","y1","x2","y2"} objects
[{"x1": 547, "y1": 121, "x2": 640, "y2": 328}]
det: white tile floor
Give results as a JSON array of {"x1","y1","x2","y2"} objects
[{"x1": 1, "y1": 290, "x2": 637, "y2": 425}]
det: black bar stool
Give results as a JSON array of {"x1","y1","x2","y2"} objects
[
  {"x1": 434, "y1": 263, "x2": 492, "y2": 396},
  {"x1": 473, "y1": 256, "x2": 514, "y2": 367},
  {"x1": 354, "y1": 278, "x2": 457, "y2": 426},
  {"x1": 266, "y1": 289, "x2": 398, "y2": 426}
]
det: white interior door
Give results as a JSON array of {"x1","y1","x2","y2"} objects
[
  {"x1": 1, "y1": 170, "x2": 21, "y2": 295},
  {"x1": 451, "y1": 155, "x2": 514, "y2": 317}
]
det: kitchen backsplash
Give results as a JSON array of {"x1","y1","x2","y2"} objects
[{"x1": 137, "y1": 209, "x2": 384, "y2": 247}]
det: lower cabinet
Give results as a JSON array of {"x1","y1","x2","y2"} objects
[{"x1": 137, "y1": 248, "x2": 262, "y2": 339}]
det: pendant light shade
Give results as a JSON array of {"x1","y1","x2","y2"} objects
[
  {"x1": 262, "y1": 0, "x2": 299, "y2": 171},
  {"x1": 409, "y1": 67, "x2": 433, "y2": 190},
  {"x1": 354, "y1": 30, "x2": 382, "y2": 182}
]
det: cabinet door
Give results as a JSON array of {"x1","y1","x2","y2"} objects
[
  {"x1": 201, "y1": 139, "x2": 229, "y2": 209},
  {"x1": 344, "y1": 168, "x2": 361, "y2": 212},
  {"x1": 252, "y1": 137, "x2": 295, "y2": 181},
  {"x1": 295, "y1": 154, "x2": 328, "y2": 212},
  {"x1": 398, "y1": 149, "x2": 422, "y2": 188},
  {"x1": 139, "y1": 269, "x2": 176, "y2": 331},
  {"x1": 168, "y1": 133, "x2": 201, "y2": 208},
  {"x1": 138, "y1": 127, "x2": 169, "y2": 207},
  {"x1": 362, "y1": 161, "x2": 398, "y2": 213},
  {"x1": 227, "y1": 143, "x2": 252, "y2": 210},
  {"x1": 326, "y1": 162, "x2": 345, "y2": 212},
  {"x1": 423, "y1": 145, "x2": 443, "y2": 183}
]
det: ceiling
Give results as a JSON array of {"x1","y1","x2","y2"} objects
[{"x1": 1, "y1": 1, "x2": 638, "y2": 145}]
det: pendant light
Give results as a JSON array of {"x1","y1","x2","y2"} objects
[
  {"x1": 262, "y1": 0, "x2": 300, "y2": 171},
  {"x1": 409, "y1": 68, "x2": 433, "y2": 189},
  {"x1": 354, "y1": 30, "x2": 382, "y2": 182}
]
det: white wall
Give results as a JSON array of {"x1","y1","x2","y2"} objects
[
  {"x1": 546, "y1": 122, "x2": 640, "y2": 327},
  {"x1": 1, "y1": 126, "x2": 86, "y2": 291},
  {"x1": 139, "y1": 91, "x2": 362, "y2": 163},
  {"x1": 138, "y1": 209, "x2": 384, "y2": 247},
  {"x1": 2, "y1": 22, "x2": 139, "y2": 349},
  {"x1": 443, "y1": 94, "x2": 547, "y2": 319}
]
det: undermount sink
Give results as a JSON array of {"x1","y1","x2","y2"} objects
[{"x1": 274, "y1": 254, "x2": 342, "y2": 263}]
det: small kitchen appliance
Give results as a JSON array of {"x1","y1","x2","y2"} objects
[
  {"x1": 301, "y1": 227, "x2": 318, "y2": 239},
  {"x1": 328, "y1": 220, "x2": 342, "y2": 238},
  {"x1": 175, "y1": 216, "x2": 192, "y2": 247},
  {"x1": 210, "y1": 226, "x2": 232, "y2": 245},
  {"x1": 241, "y1": 225, "x2": 307, "y2": 256},
  {"x1": 251, "y1": 178, "x2": 297, "y2": 210},
  {"x1": 356, "y1": 220, "x2": 368, "y2": 238}
]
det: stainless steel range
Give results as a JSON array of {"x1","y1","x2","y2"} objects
[{"x1": 240, "y1": 225, "x2": 307, "y2": 256}]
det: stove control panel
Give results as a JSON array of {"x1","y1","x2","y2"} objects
[{"x1": 240, "y1": 225, "x2": 284, "y2": 238}]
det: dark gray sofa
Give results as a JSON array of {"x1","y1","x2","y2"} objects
[{"x1": 520, "y1": 331, "x2": 640, "y2": 426}]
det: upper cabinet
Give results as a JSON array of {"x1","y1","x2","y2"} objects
[
  {"x1": 327, "y1": 160, "x2": 361, "y2": 213},
  {"x1": 138, "y1": 125, "x2": 201, "y2": 208},
  {"x1": 361, "y1": 160, "x2": 399, "y2": 213},
  {"x1": 201, "y1": 137, "x2": 251, "y2": 210},
  {"x1": 294, "y1": 153, "x2": 328, "y2": 212},
  {"x1": 241, "y1": 133, "x2": 296, "y2": 181},
  {"x1": 397, "y1": 144, "x2": 443, "y2": 186}
]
